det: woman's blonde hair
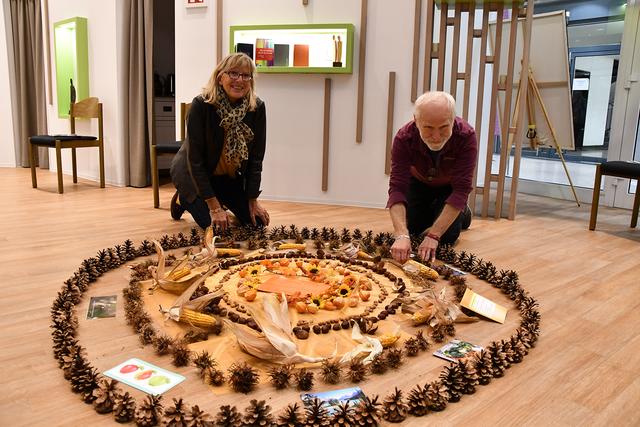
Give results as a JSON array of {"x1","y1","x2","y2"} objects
[{"x1": 202, "y1": 53, "x2": 257, "y2": 110}]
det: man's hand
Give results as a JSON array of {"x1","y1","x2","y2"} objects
[
  {"x1": 417, "y1": 233, "x2": 438, "y2": 262},
  {"x1": 391, "y1": 236, "x2": 412, "y2": 263},
  {"x1": 210, "y1": 208, "x2": 229, "y2": 231},
  {"x1": 249, "y1": 199, "x2": 270, "y2": 226}
]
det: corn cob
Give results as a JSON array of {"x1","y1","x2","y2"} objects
[
  {"x1": 167, "y1": 266, "x2": 191, "y2": 281},
  {"x1": 357, "y1": 250, "x2": 374, "y2": 261},
  {"x1": 378, "y1": 334, "x2": 400, "y2": 348},
  {"x1": 278, "y1": 243, "x2": 306, "y2": 251},
  {"x1": 411, "y1": 310, "x2": 432, "y2": 326},
  {"x1": 179, "y1": 308, "x2": 217, "y2": 329},
  {"x1": 216, "y1": 248, "x2": 243, "y2": 257},
  {"x1": 404, "y1": 260, "x2": 439, "y2": 280}
]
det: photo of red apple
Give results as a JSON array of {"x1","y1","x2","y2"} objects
[{"x1": 119, "y1": 364, "x2": 140, "y2": 374}]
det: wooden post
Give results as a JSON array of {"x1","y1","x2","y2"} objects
[
  {"x1": 436, "y1": 1, "x2": 448, "y2": 91},
  {"x1": 422, "y1": 0, "x2": 435, "y2": 92},
  {"x1": 449, "y1": 3, "x2": 462, "y2": 98},
  {"x1": 322, "y1": 78, "x2": 331, "y2": 191},
  {"x1": 411, "y1": 0, "x2": 422, "y2": 102},
  {"x1": 385, "y1": 72, "x2": 396, "y2": 175},
  {"x1": 461, "y1": 1, "x2": 475, "y2": 120},
  {"x1": 216, "y1": 0, "x2": 223, "y2": 63},
  {"x1": 355, "y1": 0, "x2": 368, "y2": 142}
]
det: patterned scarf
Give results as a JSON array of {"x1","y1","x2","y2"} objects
[{"x1": 215, "y1": 91, "x2": 254, "y2": 170}]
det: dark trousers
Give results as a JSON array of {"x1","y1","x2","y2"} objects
[
  {"x1": 406, "y1": 178, "x2": 465, "y2": 245},
  {"x1": 179, "y1": 175, "x2": 258, "y2": 230}
]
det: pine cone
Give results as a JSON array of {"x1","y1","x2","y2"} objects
[
  {"x1": 153, "y1": 334, "x2": 174, "y2": 355},
  {"x1": 134, "y1": 394, "x2": 163, "y2": 427},
  {"x1": 269, "y1": 364, "x2": 293, "y2": 389},
  {"x1": 458, "y1": 359, "x2": 478, "y2": 395},
  {"x1": 215, "y1": 405, "x2": 242, "y2": 427},
  {"x1": 440, "y1": 362, "x2": 465, "y2": 403},
  {"x1": 473, "y1": 350, "x2": 493, "y2": 385},
  {"x1": 243, "y1": 399, "x2": 274, "y2": 426},
  {"x1": 163, "y1": 398, "x2": 189, "y2": 426},
  {"x1": 487, "y1": 342, "x2": 508, "y2": 378},
  {"x1": 139, "y1": 324, "x2": 156, "y2": 345},
  {"x1": 347, "y1": 359, "x2": 367, "y2": 383},
  {"x1": 171, "y1": 341, "x2": 192, "y2": 367},
  {"x1": 206, "y1": 367, "x2": 225, "y2": 387},
  {"x1": 187, "y1": 405, "x2": 214, "y2": 426},
  {"x1": 113, "y1": 391, "x2": 136, "y2": 423},
  {"x1": 404, "y1": 337, "x2": 421, "y2": 357},
  {"x1": 193, "y1": 350, "x2": 217, "y2": 379},
  {"x1": 320, "y1": 359, "x2": 342, "y2": 384},
  {"x1": 407, "y1": 383, "x2": 429, "y2": 417},
  {"x1": 295, "y1": 368, "x2": 314, "y2": 391},
  {"x1": 415, "y1": 330, "x2": 430, "y2": 351},
  {"x1": 330, "y1": 402, "x2": 356, "y2": 426},
  {"x1": 304, "y1": 398, "x2": 330, "y2": 427},
  {"x1": 277, "y1": 402, "x2": 305, "y2": 427},
  {"x1": 92, "y1": 378, "x2": 120, "y2": 414},
  {"x1": 382, "y1": 388, "x2": 408, "y2": 423},
  {"x1": 228, "y1": 362, "x2": 259, "y2": 394},
  {"x1": 353, "y1": 395, "x2": 381, "y2": 427},
  {"x1": 386, "y1": 348, "x2": 404, "y2": 369},
  {"x1": 369, "y1": 353, "x2": 388, "y2": 375},
  {"x1": 425, "y1": 381, "x2": 449, "y2": 412},
  {"x1": 430, "y1": 325, "x2": 446, "y2": 343}
]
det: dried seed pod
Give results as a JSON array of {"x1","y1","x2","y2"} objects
[
  {"x1": 228, "y1": 362, "x2": 259, "y2": 394},
  {"x1": 321, "y1": 359, "x2": 342, "y2": 384},
  {"x1": 268, "y1": 364, "x2": 293, "y2": 390},
  {"x1": 295, "y1": 368, "x2": 314, "y2": 391}
]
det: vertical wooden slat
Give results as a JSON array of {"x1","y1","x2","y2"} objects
[
  {"x1": 495, "y1": 4, "x2": 520, "y2": 219},
  {"x1": 385, "y1": 71, "x2": 396, "y2": 175},
  {"x1": 449, "y1": 3, "x2": 462, "y2": 98},
  {"x1": 322, "y1": 78, "x2": 331, "y2": 191},
  {"x1": 355, "y1": 0, "x2": 368, "y2": 142},
  {"x1": 436, "y1": 1, "x2": 448, "y2": 91},
  {"x1": 469, "y1": 7, "x2": 489, "y2": 213},
  {"x1": 461, "y1": 1, "x2": 475, "y2": 120},
  {"x1": 216, "y1": 0, "x2": 223, "y2": 62},
  {"x1": 43, "y1": 0, "x2": 52, "y2": 105},
  {"x1": 508, "y1": 5, "x2": 534, "y2": 219},
  {"x1": 481, "y1": 4, "x2": 504, "y2": 217},
  {"x1": 422, "y1": 0, "x2": 435, "y2": 93},
  {"x1": 411, "y1": 0, "x2": 422, "y2": 102}
]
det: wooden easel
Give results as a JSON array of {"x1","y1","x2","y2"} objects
[{"x1": 503, "y1": 67, "x2": 581, "y2": 208}]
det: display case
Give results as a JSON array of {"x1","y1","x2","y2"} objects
[
  {"x1": 53, "y1": 17, "x2": 89, "y2": 118},
  {"x1": 230, "y1": 24, "x2": 354, "y2": 74}
]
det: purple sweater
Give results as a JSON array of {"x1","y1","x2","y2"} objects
[{"x1": 387, "y1": 117, "x2": 478, "y2": 211}]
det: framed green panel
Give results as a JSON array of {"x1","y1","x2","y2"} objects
[
  {"x1": 230, "y1": 24, "x2": 355, "y2": 74},
  {"x1": 54, "y1": 17, "x2": 89, "y2": 118}
]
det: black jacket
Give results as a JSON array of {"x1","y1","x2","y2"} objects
[{"x1": 171, "y1": 95, "x2": 266, "y2": 203}]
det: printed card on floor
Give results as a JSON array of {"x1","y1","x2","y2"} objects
[{"x1": 104, "y1": 358, "x2": 185, "y2": 395}]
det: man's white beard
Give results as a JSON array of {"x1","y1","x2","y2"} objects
[{"x1": 425, "y1": 140, "x2": 446, "y2": 151}]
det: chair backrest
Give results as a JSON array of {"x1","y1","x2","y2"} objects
[
  {"x1": 70, "y1": 97, "x2": 103, "y2": 141},
  {"x1": 180, "y1": 102, "x2": 192, "y2": 141}
]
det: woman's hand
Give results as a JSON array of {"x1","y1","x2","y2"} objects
[
  {"x1": 248, "y1": 199, "x2": 270, "y2": 226},
  {"x1": 209, "y1": 207, "x2": 229, "y2": 231}
]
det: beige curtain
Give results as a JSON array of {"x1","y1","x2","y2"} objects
[
  {"x1": 9, "y1": 0, "x2": 48, "y2": 168},
  {"x1": 120, "y1": 0, "x2": 153, "y2": 187}
]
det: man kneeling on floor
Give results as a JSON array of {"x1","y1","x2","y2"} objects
[{"x1": 387, "y1": 91, "x2": 477, "y2": 264}]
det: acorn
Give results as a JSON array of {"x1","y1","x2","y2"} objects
[
  {"x1": 341, "y1": 320, "x2": 350, "y2": 329},
  {"x1": 313, "y1": 325, "x2": 322, "y2": 334},
  {"x1": 295, "y1": 329, "x2": 309, "y2": 340},
  {"x1": 322, "y1": 324, "x2": 331, "y2": 334},
  {"x1": 332, "y1": 323, "x2": 341, "y2": 331}
]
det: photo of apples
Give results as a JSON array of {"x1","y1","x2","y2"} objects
[{"x1": 104, "y1": 358, "x2": 185, "y2": 395}]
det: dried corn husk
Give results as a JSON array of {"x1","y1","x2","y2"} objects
[
  {"x1": 148, "y1": 241, "x2": 208, "y2": 294},
  {"x1": 339, "y1": 322, "x2": 384, "y2": 365},
  {"x1": 161, "y1": 267, "x2": 223, "y2": 330},
  {"x1": 401, "y1": 288, "x2": 478, "y2": 327},
  {"x1": 225, "y1": 294, "x2": 331, "y2": 364}
]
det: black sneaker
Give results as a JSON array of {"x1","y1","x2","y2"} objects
[
  {"x1": 170, "y1": 191, "x2": 184, "y2": 220},
  {"x1": 461, "y1": 204, "x2": 472, "y2": 230}
]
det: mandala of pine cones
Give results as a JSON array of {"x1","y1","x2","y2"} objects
[{"x1": 49, "y1": 225, "x2": 539, "y2": 425}]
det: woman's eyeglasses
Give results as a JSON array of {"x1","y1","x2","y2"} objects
[{"x1": 225, "y1": 71, "x2": 253, "y2": 81}]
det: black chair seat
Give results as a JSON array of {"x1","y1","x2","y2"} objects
[
  {"x1": 155, "y1": 141, "x2": 182, "y2": 154},
  {"x1": 30, "y1": 135, "x2": 97, "y2": 147},
  {"x1": 600, "y1": 160, "x2": 640, "y2": 178}
]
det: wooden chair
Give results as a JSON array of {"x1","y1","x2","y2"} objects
[
  {"x1": 29, "y1": 97, "x2": 105, "y2": 194},
  {"x1": 589, "y1": 161, "x2": 640, "y2": 230},
  {"x1": 151, "y1": 102, "x2": 190, "y2": 208}
]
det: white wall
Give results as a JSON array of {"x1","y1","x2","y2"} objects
[
  {"x1": 47, "y1": 0, "x2": 124, "y2": 185},
  {"x1": 0, "y1": 1, "x2": 16, "y2": 167},
  {"x1": 175, "y1": 0, "x2": 421, "y2": 208}
]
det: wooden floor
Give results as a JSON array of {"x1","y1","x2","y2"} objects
[{"x1": 1, "y1": 167, "x2": 639, "y2": 426}]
